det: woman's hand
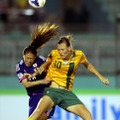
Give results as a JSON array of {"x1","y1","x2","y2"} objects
[
  {"x1": 100, "y1": 76, "x2": 110, "y2": 85},
  {"x1": 24, "y1": 73, "x2": 32, "y2": 78},
  {"x1": 42, "y1": 78, "x2": 51, "y2": 84}
]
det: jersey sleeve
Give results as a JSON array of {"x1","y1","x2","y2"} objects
[
  {"x1": 80, "y1": 51, "x2": 88, "y2": 64},
  {"x1": 38, "y1": 56, "x2": 46, "y2": 62},
  {"x1": 16, "y1": 63, "x2": 25, "y2": 82},
  {"x1": 46, "y1": 50, "x2": 53, "y2": 63}
]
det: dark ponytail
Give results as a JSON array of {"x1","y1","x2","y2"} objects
[{"x1": 30, "y1": 22, "x2": 58, "y2": 50}]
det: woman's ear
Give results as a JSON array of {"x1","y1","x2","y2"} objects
[
  {"x1": 69, "y1": 47, "x2": 73, "y2": 53},
  {"x1": 23, "y1": 55, "x2": 25, "y2": 60}
]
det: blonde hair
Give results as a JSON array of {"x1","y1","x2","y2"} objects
[{"x1": 58, "y1": 34, "x2": 74, "y2": 49}]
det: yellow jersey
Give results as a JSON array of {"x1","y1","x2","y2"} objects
[{"x1": 46, "y1": 50, "x2": 87, "y2": 90}]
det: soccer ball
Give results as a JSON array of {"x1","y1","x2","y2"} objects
[{"x1": 28, "y1": 0, "x2": 46, "y2": 8}]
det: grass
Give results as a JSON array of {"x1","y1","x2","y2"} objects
[{"x1": 0, "y1": 89, "x2": 120, "y2": 95}]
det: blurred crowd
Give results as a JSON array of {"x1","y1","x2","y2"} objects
[
  {"x1": 0, "y1": 0, "x2": 92, "y2": 33},
  {"x1": 0, "y1": 0, "x2": 48, "y2": 33},
  {"x1": 1, "y1": 0, "x2": 117, "y2": 34}
]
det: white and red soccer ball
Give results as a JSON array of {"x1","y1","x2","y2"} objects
[{"x1": 28, "y1": 0, "x2": 46, "y2": 8}]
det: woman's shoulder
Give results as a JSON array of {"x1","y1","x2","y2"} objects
[
  {"x1": 38, "y1": 56, "x2": 46, "y2": 61},
  {"x1": 16, "y1": 59, "x2": 24, "y2": 66},
  {"x1": 49, "y1": 50, "x2": 60, "y2": 58},
  {"x1": 16, "y1": 59, "x2": 24, "y2": 72},
  {"x1": 74, "y1": 50, "x2": 84, "y2": 55},
  {"x1": 51, "y1": 49, "x2": 59, "y2": 55}
]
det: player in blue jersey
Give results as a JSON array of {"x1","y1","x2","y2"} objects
[{"x1": 16, "y1": 23, "x2": 58, "y2": 120}]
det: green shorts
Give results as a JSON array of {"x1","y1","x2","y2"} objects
[{"x1": 44, "y1": 87, "x2": 83, "y2": 110}]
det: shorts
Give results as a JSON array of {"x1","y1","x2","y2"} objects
[
  {"x1": 44, "y1": 87, "x2": 83, "y2": 110},
  {"x1": 29, "y1": 93, "x2": 55, "y2": 118}
]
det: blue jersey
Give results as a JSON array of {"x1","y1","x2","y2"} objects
[
  {"x1": 16, "y1": 55, "x2": 55, "y2": 117},
  {"x1": 16, "y1": 56, "x2": 48, "y2": 96}
]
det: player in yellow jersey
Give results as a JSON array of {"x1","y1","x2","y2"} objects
[{"x1": 28, "y1": 35, "x2": 110, "y2": 120}]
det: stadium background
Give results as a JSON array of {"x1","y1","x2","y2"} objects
[{"x1": 0, "y1": 0, "x2": 120, "y2": 120}]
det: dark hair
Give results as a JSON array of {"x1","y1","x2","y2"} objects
[
  {"x1": 23, "y1": 45, "x2": 37, "y2": 56},
  {"x1": 30, "y1": 22, "x2": 58, "y2": 50},
  {"x1": 58, "y1": 35, "x2": 73, "y2": 47}
]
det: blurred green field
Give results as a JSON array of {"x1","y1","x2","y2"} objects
[
  {"x1": 0, "y1": 88, "x2": 120, "y2": 95},
  {"x1": 0, "y1": 75, "x2": 120, "y2": 95}
]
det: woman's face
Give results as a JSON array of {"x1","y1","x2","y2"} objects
[
  {"x1": 57, "y1": 43, "x2": 71, "y2": 59},
  {"x1": 23, "y1": 52, "x2": 36, "y2": 67}
]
